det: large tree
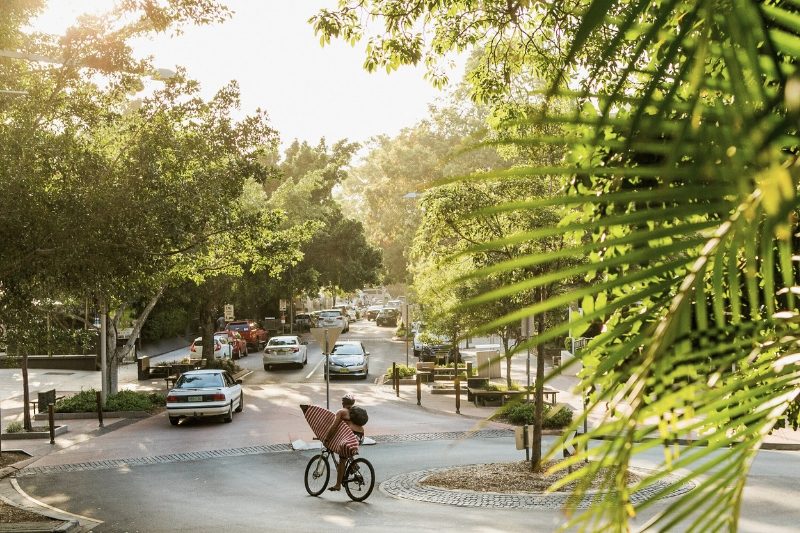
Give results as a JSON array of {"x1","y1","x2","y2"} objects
[{"x1": 314, "y1": 1, "x2": 800, "y2": 530}]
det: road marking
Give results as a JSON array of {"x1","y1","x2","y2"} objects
[{"x1": 306, "y1": 356, "x2": 325, "y2": 379}]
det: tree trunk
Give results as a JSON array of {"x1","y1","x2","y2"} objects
[
  {"x1": 532, "y1": 296, "x2": 546, "y2": 470},
  {"x1": 200, "y1": 302, "x2": 215, "y2": 363},
  {"x1": 105, "y1": 288, "x2": 166, "y2": 396},
  {"x1": 503, "y1": 335, "x2": 512, "y2": 388},
  {"x1": 21, "y1": 349, "x2": 31, "y2": 431}
]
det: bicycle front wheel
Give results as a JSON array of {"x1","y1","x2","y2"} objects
[
  {"x1": 344, "y1": 457, "x2": 375, "y2": 502},
  {"x1": 304, "y1": 454, "x2": 330, "y2": 496}
]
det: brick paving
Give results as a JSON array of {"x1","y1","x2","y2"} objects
[{"x1": 380, "y1": 466, "x2": 696, "y2": 509}]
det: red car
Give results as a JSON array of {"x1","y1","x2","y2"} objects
[
  {"x1": 219, "y1": 330, "x2": 248, "y2": 359},
  {"x1": 225, "y1": 320, "x2": 267, "y2": 351}
]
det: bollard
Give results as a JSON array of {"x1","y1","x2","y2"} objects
[
  {"x1": 96, "y1": 390, "x2": 104, "y2": 428},
  {"x1": 48, "y1": 403, "x2": 55, "y2": 444},
  {"x1": 455, "y1": 376, "x2": 461, "y2": 414},
  {"x1": 392, "y1": 362, "x2": 397, "y2": 391},
  {"x1": 394, "y1": 366, "x2": 400, "y2": 398},
  {"x1": 523, "y1": 424, "x2": 529, "y2": 461},
  {"x1": 416, "y1": 372, "x2": 421, "y2": 406}
]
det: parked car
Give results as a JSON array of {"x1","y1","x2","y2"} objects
[
  {"x1": 365, "y1": 305, "x2": 383, "y2": 321},
  {"x1": 190, "y1": 334, "x2": 233, "y2": 359},
  {"x1": 219, "y1": 330, "x2": 248, "y2": 359},
  {"x1": 294, "y1": 313, "x2": 312, "y2": 331},
  {"x1": 385, "y1": 299, "x2": 402, "y2": 310},
  {"x1": 317, "y1": 309, "x2": 349, "y2": 332},
  {"x1": 375, "y1": 308, "x2": 399, "y2": 327},
  {"x1": 327, "y1": 340, "x2": 369, "y2": 379},
  {"x1": 225, "y1": 320, "x2": 268, "y2": 350},
  {"x1": 263, "y1": 335, "x2": 308, "y2": 370},
  {"x1": 416, "y1": 332, "x2": 456, "y2": 363},
  {"x1": 166, "y1": 369, "x2": 243, "y2": 425}
]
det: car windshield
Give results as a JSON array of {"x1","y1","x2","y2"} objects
[
  {"x1": 331, "y1": 344, "x2": 363, "y2": 355},
  {"x1": 320, "y1": 311, "x2": 340, "y2": 318},
  {"x1": 268, "y1": 338, "x2": 297, "y2": 346},
  {"x1": 227, "y1": 323, "x2": 247, "y2": 331},
  {"x1": 177, "y1": 373, "x2": 224, "y2": 388}
]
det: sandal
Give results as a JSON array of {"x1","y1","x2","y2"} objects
[{"x1": 328, "y1": 486, "x2": 341, "y2": 491}]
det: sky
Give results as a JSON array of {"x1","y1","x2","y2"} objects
[{"x1": 33, "y1": 0, "x2": 463, "y2": 150}]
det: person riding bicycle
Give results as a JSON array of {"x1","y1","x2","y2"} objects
[{"x1": 323, "y1": 393, "x2": 364, "y2": 491}]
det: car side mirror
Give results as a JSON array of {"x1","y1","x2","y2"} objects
[
  {"x1": 236, "y1": 379, "x2": 243, "y2": 385},
  {"x1": 301, "y1": 340, "x2": 308, "y2": 345},
  {"x1": 365, "y1": 351, "x2": 370, "y2": 356}
]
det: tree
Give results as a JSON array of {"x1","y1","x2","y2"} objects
[
  {"x1": 346, "y1": 96, "x2": 505, "y2": 283},
  {"x1": 0, "y1": 1, "x2": 307, "y2": 395},
  {"x1": 268, "y1": 139, "x2": 383, "y2": 303},
  {"x1": 314, "y1": 1, "x2": 800, "y2": 530}
]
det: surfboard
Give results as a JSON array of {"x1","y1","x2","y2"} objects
[{"x1": 301, "y1": 404, "x2": 360, "y2": 458}]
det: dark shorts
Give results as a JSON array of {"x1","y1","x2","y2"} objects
[{"x1": 353, "y1": 431, "x2": 364, "y2": 443}]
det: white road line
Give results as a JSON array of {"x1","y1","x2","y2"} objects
[{"x1": 306, "y1": 356, "x2": 325, "y2": 380}]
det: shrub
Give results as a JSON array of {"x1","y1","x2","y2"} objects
[
  {"x1": 55, "y1": 389, "x2": 164, "y2": 413},
  {"x1": 492, "y1": 401, "x2": 573, "y2": 429},
  {"x1": 484, "y1": 382, "x2": 507, "y2": 392},
  {"x1": 204, "y1": 358, "x2": 241, "y2": 374},
  {"x1": 384, "y1": 364, "x2": 416, "y2": 379},
  {"x1": 5, "y1": 421, "x2": 23, "y2": 433}
]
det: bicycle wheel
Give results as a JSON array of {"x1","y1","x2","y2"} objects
[
  {"x1": 344, "y1": 457, "x2": 374, "y2": 502},
  {"x1": 304, "y1": 454, "x2": 330, "y2": 496}
]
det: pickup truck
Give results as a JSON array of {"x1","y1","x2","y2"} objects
[{"x1": 225, "y1": 320, "x2": 268, "y2": 350}]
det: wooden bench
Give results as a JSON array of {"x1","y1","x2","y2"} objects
[
  {"x1": 32, "y1": 389, "x2": 66, "y2": 413},
  {"x1": 137, "y1": 356, "x2": 171, "y2": 380},
  {"x1": 468, "y1": 388, "x2": 559, "y2": 407}
]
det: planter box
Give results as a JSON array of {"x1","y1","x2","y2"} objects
[
  {"x1": 1, "y1": 425, "x2": 68, "y2": 440},
  {"x1": 34, "y1": 411, "x2": 151, "y2": 421},
  {"x1": 25, "y1": 355, "x2": 98, "y2": 371}
]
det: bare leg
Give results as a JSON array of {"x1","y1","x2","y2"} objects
[{"x1": 329, "y1": 455, "x2": 345, "y2": 490}]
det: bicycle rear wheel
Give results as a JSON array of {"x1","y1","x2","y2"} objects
[
  {"x1": 344, "y1": 457, "x2": 374, "y2": 502},
  {"x1": 304, "y1": 454, "x2": 330, "y2": 496}
]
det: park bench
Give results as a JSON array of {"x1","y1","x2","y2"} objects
[
  {"x1": 30, "y1": 389, "x2": 66, "y2": 414},
  {"x1": 137, "y1": 356, "x2": 171, "y2": 380},
  {"x1": 468, "y1": 387, "x2": 559, "y2": 407}
]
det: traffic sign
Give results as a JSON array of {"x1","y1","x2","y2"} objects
[
  {"x1": 310, "y1": 327, "x2": 342, "y2": 353},
  {"x1": 224, "y1": 304, "x2": 234, "y2": 322}
]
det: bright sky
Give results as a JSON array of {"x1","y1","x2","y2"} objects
[{"x1": 33, "y1": 0, "x2": 463, "y2": 149}]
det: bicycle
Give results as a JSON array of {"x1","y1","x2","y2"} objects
[{"x1": 304, "y1": 443, "x2": 375, "y2": 502}]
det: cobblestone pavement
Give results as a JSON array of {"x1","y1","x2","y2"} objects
[
  {"x1": 15, "y1": 429, "x2": 513, "y2": 477},
  {"x1": 379, "y1": 466, "x2": 696, "y2": 509}
]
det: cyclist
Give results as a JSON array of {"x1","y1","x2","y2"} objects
[{"x1": 323, "y1": 393, "x2": 364, "y2": 491}]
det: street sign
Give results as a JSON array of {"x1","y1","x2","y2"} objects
[
  {"x1": 224, "y1": 304, "x2": 234, "y2": 322},
  {"x1": 279, "y1": 299, "x2": 288, "y2": 311},
  {"x1": 310, "y1": 327, "x2": 342, "y2": 353}
]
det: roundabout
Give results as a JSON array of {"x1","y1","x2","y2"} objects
[{"x1": 379, "y1": 465, "x2": 696, "y2": 509}]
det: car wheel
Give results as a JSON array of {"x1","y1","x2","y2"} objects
[
  {"x1": 264, "y1": 364, "x2": 270, "y2": 371},
  {"x1": 303, "y1": 355, "x2": 307, "y2": 366},
  {"x1": 223, "y1": 402, "x2": 233, "y2": 423},
  {"x1": 235, "y1": 393, "x2": 244, "y2": 413},
  {"x1": 169, "y1": 416, "x2": 179, "y2": 426}
]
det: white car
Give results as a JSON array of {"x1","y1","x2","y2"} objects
[
  {"x1": 317, "y1": 309, "x2": 348, "y2": 332},
  {"x1": 189, "y1": 334, "x2": 233, "y2": 359},
  {"x1": 327, "y1": 340, "x2": 369, "y2": 379},
  {"x1": 166, "y1": 369, "x2": 243, "y2": 425},
  {"x1": 263, "y1": 335, "x2": 308, "y2": 370}
]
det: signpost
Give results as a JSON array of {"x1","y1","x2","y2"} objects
[
  {"x1": 310, "y1": 327, "x2": 342, "y2": 409},
  {"x1": 521, "y1": 316, "x2": 533, "y2": 402},
  {"x1": 224, "y1": 304, "x2": 234, "y2": 323}
]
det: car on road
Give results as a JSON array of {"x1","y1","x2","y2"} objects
[
  {"x1": 317, "y1": 309, "x2": 349, "y2": 332},
  {"x1": 375, "y1": 308, "x2": 399, "y2": 327},
  {"x1": 166, "y1": 369, "x2": 243, "y2": 425},
  {"x1": 365, "y1": 305, "x2": 383, "y2": 321},
  {"x1": 294, "y1": 313, "x2": 312, "y2": 331},
  {"x1": 225, "y1": 320, "x2": 268, "y2": 350},
  {"x1": 190, "y1": 334, "x2": 233, "y2": 359},
  {"x1": 416, "y1": 332, "x2": 456, "y2": 363},
  {"x1": 219, "y1": 330, "x2": 248, "y2": 359},
  {"x1": 326, "y1": 340, "x2": 369, "y2": 379},
  {"x1": 263, "y1": 335, "x2": 308, "y2": 370}
]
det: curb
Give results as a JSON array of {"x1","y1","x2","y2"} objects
[
  {"x1": 34, "y1": 411, "x2": 150, "y2": 421},
  {"x1": 1, "y1": 425, "x2": 69, "y2": 441},
  {"x1": 0, "y1": 520, "x2": 80, "y2": 532}
]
